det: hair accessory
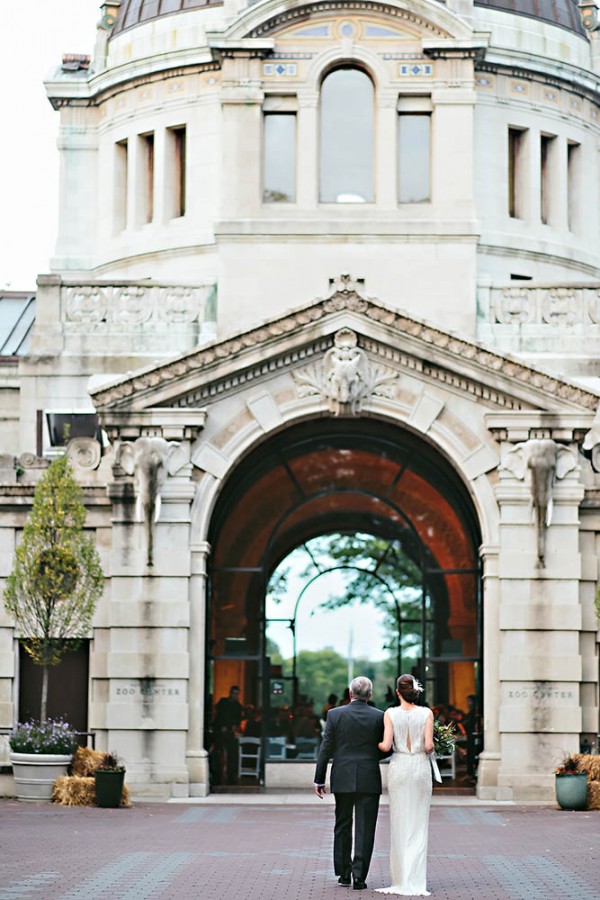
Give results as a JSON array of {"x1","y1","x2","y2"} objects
[{"x1": 412, "y1": 676, "x2": 424, "y2": 693}]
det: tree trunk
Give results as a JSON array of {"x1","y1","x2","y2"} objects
[{"x1": 41, "y1": 664, "x2": 49, "y2": 723}]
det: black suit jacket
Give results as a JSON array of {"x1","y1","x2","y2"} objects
[{"x1": 314, "y1": 700, "x2": 386, "y2": 794}]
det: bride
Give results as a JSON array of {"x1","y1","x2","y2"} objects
[{"x1": 376, "y1": 674, "x2": 434, "y2": 896}]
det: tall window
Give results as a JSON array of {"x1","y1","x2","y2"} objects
[
  {"x1": 540, "y1": 133, "x2": 556, "y2": 225},
  {"x1": 114, "y1": 139, "x2": 128, "y2": 232},
  {"x1": 139, "y1": 132, "x2": 154, "y2": 224},
  {"x1": 508, "y1": 127, "x2": 526, "y2": 219},
  {"x1": 320, "y1": 68, "x2": 374, "y2": 203},
  {"x1": 567, "y1": 140, "x2": 581, "y2": 232},
  {"x1": 398, "y1": 97, "x2": 431, "y2": 203},
  {"x1": 263, "y1": 99, "x2": 297, "y2": 203},
  {"x1": 168, "y1": 125, "x2": 187, "y2": 218}
]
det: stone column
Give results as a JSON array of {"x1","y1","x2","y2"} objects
[
  {"x1": 476, "y1": 544, "x2": 501, "y2": 799},
  {"x1": 186, "y1": 541, "x2": 210, "y2": 796},
  {"x1": 296, "y1": 92, "x2": 318, "y2": 209},
  {"x1": 376, "y1": 90, "x2": 398, "y2": 209},
  {"x1": 95, "y1": 410, "x2": 206, "y2": 799},
  {"x1": 494, "y1": 437, "x2": 584, "y2": 801}
]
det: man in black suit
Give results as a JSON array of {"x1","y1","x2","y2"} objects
[{"x1": 314, "y1": 675, "x2": 386, "y2": 891}]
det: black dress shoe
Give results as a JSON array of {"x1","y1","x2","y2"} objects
[
  {"x1": 338, "y1": 875, "x2": 351, "y2": 886},
  {"x1": 353, "y1": 880, "x2": 367, "y2": 890}
]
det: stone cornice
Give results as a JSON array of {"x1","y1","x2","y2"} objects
[
  {"x1": 485, "y1": 412, "x2": 594, "y2": 443},
  {"x1": 90, "y1": 284, "x2": 600, "y2": 414},
  {"x1": 476, "y1": 51, "x2": 600, "y2": 105}
]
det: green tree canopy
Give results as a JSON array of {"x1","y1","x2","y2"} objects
[{"x1": 4, "y1": 455, "x2": 104, "y2": 722}]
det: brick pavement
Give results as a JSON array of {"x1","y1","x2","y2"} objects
[{"x1": 0, "y1": 799, "x2": 598, "y2": 900}]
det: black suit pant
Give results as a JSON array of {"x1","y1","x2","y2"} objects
[{"x1": 333, "y1": 791, "x2": 380, "y2": 882}]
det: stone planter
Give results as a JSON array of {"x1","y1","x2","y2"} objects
[
  {"x1": 10, "y1": 752, "x2": 72, "y2": 801},
  {"x1": 95, "y1": 769, "x2": 126, "y2": 808},
  {"x1": 555, "y1": 773, "x2": 588, "y2": 810}
]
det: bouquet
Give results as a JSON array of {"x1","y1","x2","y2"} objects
[
  {"x1": 9, "y1": 718, "x2": 78, "y2": 755},
  {"x1": 433, "y1": 720, "x2": 456, "y2": 756}
]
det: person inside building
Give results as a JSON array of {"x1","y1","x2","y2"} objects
[
  {"x1": 213, "y1": 685, "x2": 243, "y2": 784},
  {"x1": 321, "y1": 692, "x2": 338, "y2": 724}
]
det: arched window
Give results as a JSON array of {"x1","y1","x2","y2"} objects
[{"x1": 320, "y1": 67, "x2": 374, "y2": 203}]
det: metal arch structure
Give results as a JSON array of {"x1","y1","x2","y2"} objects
[{"x1": 267, "y1": 558, "x2": 406, "y2": 709}]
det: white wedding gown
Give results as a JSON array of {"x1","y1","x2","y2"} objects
[{"x1": 376, "y1": 706, "x2": 432, "y2": 896}]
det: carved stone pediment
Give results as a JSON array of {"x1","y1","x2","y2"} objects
[{"x1": 90, "y1": 278, "x2": 600, "y2": 417}]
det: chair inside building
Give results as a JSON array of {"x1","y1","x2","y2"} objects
[{"x1": 238, "y1": 737, "x2": 261, "y2": 780}]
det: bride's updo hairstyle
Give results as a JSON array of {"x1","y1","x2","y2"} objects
[{"x1": 396, "y1": 674, "x2": 422, "y2": 704}]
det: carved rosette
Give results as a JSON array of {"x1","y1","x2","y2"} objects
[
  {"x1": 65, "y1": 286, "x2": 108, "y2": 324},
  {"x1": 114, "y1": 287, "x2": 152, "y2": 325},
  {"x1": 159, "y1": 287, "x2": 200, "y2": 324},
  {"x1": 586, "y1": 290, "x2": 600, "y2": 325},
  {"x1": 493, "y1": 289, "x2": 535, "y2": 325},
  {"x1": 293, "y1": 328, "x2": 397, "y2": 415},
  {"x1": 541, "y1": 289, "x2": 579, "y2": 326}
]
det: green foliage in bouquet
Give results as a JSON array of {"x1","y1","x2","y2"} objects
[{"x1": 433, "y1": 720, "x2": 456, "y2": 756}]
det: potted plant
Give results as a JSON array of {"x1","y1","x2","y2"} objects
[
  {"x1": 555, "y1": 754, "x2": 588, "y2": 810},
  {"x1": 3, "y1": 456, "x2": 104, "y2": 800},
  {"x1": 9, "y1": 718, "x2": 78, "y2": 801},
  {"x1": 94, "y1": 752, "x2": 126, "y2": 808}
]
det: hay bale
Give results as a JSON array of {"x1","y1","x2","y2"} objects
[
  {"x1": 52, "y1": 775, "x2": 132, "y2": 808},
  {"x1": 587, "y1": 781, "x2": 600, "y2": 810},
  {"x1": 120, "y1": 784, "x2": 132, "y2": 808},
  {"x1": 53, "y1": 775, "x2": 96, "y2": 806},
  {"x1": 71, "y1": 747, "x2": 106, "y2": 777},
  {"x1": 574, "y1": 754, "x2": 600, "y2": 782}
]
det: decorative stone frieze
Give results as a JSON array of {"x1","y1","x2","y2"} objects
[
  {"x1": 488, "y1": 284, "x2": 600, "y2": 326},
  {"x1": 63, "y1": 283, "x2": 215, "y2": 332}
]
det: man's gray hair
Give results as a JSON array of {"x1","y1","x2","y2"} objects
[{"x1": 350, "y1": 676, "x2": 373, "y2": 700}]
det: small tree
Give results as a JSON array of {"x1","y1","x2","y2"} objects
[{"x1": 4, "y1": 455, "x2": 104, "y2": 722}]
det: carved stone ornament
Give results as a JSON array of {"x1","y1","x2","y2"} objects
[
  {"x1": 115, "y1": 437, "x2": 188, "y2": 567},
  {"x1": 293, "y1": 328, "x2": 397, "y2": 415},
  {"x1": 500, "y1": 439, "x2": 577, "y2": 565},
  {"x1": 66, "y1": 437, "x2": 102, "y2": 471},
  {"x1": 582, "y1": 402, "x2": 600, "y2": 472}
]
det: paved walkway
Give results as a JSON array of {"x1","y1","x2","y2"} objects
[{"x1": 0, "y1": 797, "x2": 598, "y2": 900}]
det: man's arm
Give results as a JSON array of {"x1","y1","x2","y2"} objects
[{"x1": 313, "y1": 711, "x2": 336, "y2": 797}]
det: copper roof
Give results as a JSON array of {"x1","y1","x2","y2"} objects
[
  {"x1": 111, "y1": 0, "x2": 586, "y2": 36},
  {"x1": 474, "y1": 0, "x2": 586, "y2": 36},
  {"x1": 112, "y1": 0, "x2": 222, "y2": 34}
]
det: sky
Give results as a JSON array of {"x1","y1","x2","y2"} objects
[{"x1": 1, "y1": 1, "x2": 100, "y2": 290}]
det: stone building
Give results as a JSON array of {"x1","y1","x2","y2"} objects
[{"x1": 1, "y1": 0, "x2": 600, "y2": 799}]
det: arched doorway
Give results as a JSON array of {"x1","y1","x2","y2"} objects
[{"x1": 206, "y1": 418, "x2": 481, "y2": 783}]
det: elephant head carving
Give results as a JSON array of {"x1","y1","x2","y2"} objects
[
  {"x1": 116, "y1": 437, "x2": 187, "y2": 567},
  {"x1": 501, "y1": 439, "x2": 577, "y2": 566}
]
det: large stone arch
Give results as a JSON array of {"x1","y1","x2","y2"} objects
[{"x1": 92, "y1": 281, "x2": 598, "y2": 799}]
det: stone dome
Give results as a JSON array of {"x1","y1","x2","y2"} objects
[{"x1": 112, "y1": 0, "x2": 587, "y2": 36}]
